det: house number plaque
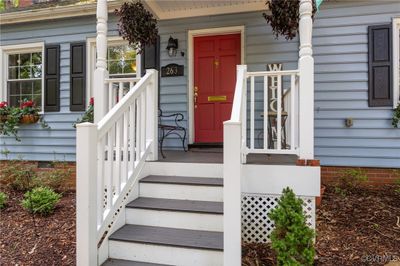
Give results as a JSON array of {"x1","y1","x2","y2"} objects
[{"x1": 161, "y1": 63, "x2": 184, "y2": 77}]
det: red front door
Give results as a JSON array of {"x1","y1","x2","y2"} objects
[{"x1": 194, "y1": 33, "x2": 241, "y2": 143}]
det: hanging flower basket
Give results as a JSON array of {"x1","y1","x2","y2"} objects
[
  {"x1": 115, "y1": 1, "x2": 158, "y2": 53},
  {"x1": 20, "y1": 114, "x2": 40, "y2": 124},
  {"x1": 263, "y1": 0, "x2": 316, "y2": 40}
]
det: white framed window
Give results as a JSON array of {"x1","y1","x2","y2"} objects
[
  {"x1": 0, "y1": 43, "x2": 45, "y2": 112},
  {"x1": 86, "y1": 37, "x2": 141, "y2": 104},
  {"x1": 393, "y1": 17, "x2": 400, "y2": 107}
]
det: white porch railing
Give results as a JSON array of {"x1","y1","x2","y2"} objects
[
  {"x1": 76, "y1": 70, "x2": 158, "y2": 266},
  {"x1": 244, "y1": 70, "x2": 300, "y2": 157},
  {"x1": 104, "y1": 77, "x2": 140, "y2": 111}
]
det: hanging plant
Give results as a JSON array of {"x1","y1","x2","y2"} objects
[
  {"x1": 0, "y1": 100, "x2": 50, "y2": 141},
  {"x1": 392, "y1": 104, "x2": 400, "y2": 128},
  {"x1": 115, "y1": 1, "x2": 158, "y2": 53},
  {"x1": 263, "y1": 0, "x2": 317, "y2": 40}
]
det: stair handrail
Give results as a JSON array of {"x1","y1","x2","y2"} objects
[{"x1": 76, "y1": 69, "x2": 158, "y2": 266}]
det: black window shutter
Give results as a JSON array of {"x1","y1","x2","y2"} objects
[
  {"x1": 141, "y1": 35, "x2": 160, "y2": 77},
  {"x1": 70, "y1": 43, "x2": 86, "y2": 111},
  {"x1": 44, "y1": 44, "x2": 60, "y2": 112},
  {"x1": 368, "y1": 24, "x2": 392, "y2": 107}
]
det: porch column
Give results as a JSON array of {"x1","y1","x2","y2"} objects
[
  {"x1": 298, "y1": 0, "x2": 314, "y2": 159},
  {"x1": 94, "y1": 0, "x2": 108, "y2": 123}
]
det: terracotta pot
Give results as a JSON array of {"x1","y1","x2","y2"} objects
[
  {"x1": 20, "y1": 114, "x2": 40, "y2": 124},
  {"x1": 316, "y1": 185, "x2": 326, "y2": 207}
]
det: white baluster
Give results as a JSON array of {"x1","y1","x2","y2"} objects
[
  {"x1": 290, "y1": 74, "x2": 296, "y2": 151},
  {"x1": 129, "y1": 103, "x2": 136, "y2": 166},
  {"x1": 97, "y1": 137, "x2": 105, "y2": 224},
  {"x1": 145, "y1": 70, "x2": 159, "y2": 161},
  {"x1": 263, "y1": 75, "x2": 268, "y2": 149},
  {"x1": 136, "y1": 97, "x2": 141, "y2": 161},
  {"x1": 250, "y1": 76, "x2": 255, "y2": 149},
  {"x1": 277, "y1": 75, "x2": 282, "y2": 150},
  {"x1": 115, "y1": 118, "x2": 121, "y2": 194},
  {"x1": 108, "y1": 82, "x2": 113, "y2": 111},
  {"x1": 106, "y1": 128, "x2": 114, "y2": 210},
  {"x1": 123, "y1": 111, "x2": 129, "y2": 183}
]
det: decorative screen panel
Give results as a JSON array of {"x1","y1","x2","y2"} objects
[{"x1": 241, "y1": 193, "x2": 315, "y2": 243}]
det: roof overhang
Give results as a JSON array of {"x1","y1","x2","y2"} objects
[
  {"x1": 0, "y1": 1, "x2": 122, "y2": 26},
  {"x1": 0, "y1": 0, "x2": 266, "y2": 26},
  {"x1": 144, "y1": 0, "x2": 266, "y2": 20}
]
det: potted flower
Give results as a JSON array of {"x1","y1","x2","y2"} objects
[
  {"x1": 19, "y1": 99, "x2": 40, "y2": 124},
  {"x1": 0, "y1": 101, "x2": 9, "y2": 122}
]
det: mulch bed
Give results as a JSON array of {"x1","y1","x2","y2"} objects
[
  {"x1": 0, "y1": 188, "x2": 76, "y2": 265},
  {"x1": 1, "y1": 184, "x2": 399, "y2": 265},
  {"x1": 243, "y1": 184, "x2": 400, "y2": 266}
]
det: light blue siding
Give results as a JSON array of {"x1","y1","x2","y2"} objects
[
  {"x1": 1, "y1": 0, "x2": 399, "y2": 168},
  {"x1": 313, "y1": 1, "x2": 400, "y2": 168}
]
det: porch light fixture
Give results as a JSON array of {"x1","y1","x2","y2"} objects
[{"x1": 166, "y1": 36, "x2": 178, "y2": 57}]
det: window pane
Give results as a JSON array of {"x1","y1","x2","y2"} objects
[
  {"x1": 20, "y1": 53, "x2": 31, "y2": 66},
  {"x1": 20, "y1": 66, "x2": 31, "y2": 79},
  {"x1": 108, "y1": 46, "x2": 122, "y2": 60},
  {"x1": 32, "y1": 94, "x2": 42, "y2": 108},
  {"x1": 123, "y1": 47, "x2": 136, "y2": 60},
  {"x1": 32, "y1": 65, "x2": 42, "y2": 78},
  {"x1": 32, "y1": 52, "x2": 42, "y2": 65},
  {"x1": 9, "y1": 54, "x2": 18, "y2": 66},
  {"x1": 8, "y1": 67, "x2": 18, "y2": 79},
  {"x1": 123, "y1": 60, "x2": 136, "y2": 74},
  {"x1": 9, "y1": 95, "x2": 20, "y2": 107},
  {"x1": 8, "y1": 81, "x2": 20, "y2": 95},
  {"x1": 33, "y1": 80, "x2": 41, "y2": 94},
  {"x1": 21, "y1": 81, "x2": 33, "y2": 95},
  {"x1": 109, "y1": 61, "x2": 121, "y2": 75}
]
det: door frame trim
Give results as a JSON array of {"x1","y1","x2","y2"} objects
[{"x1": 188, "y1": 26, "x2": 245, "y2": 144}]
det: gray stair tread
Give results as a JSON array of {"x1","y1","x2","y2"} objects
[
  {"x1": 126, "y1": 197, "x2": 223, "y2": 214},
  {"x1": 140, "y1": 175, "x2": 223, "y2": 186},
  {"x1": 109, "y1": 225, "x2": 223, "y2": 251},
  {"x1": 102, "y1": 259, "x2": 170, "y2": 266}
]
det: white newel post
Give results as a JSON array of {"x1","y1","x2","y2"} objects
[
  {"x1": 76, "y1": 123, "x2": 98, "y2": 266},
  {"x1": 94, "y1": 0, "x2": 108, "y2": 123},
  {"x1": 298, "y1": 0, "x2": 314, "y2": 159},
  {"x1": 146, "y1": 69, "x2": 159, "y2": 161},
  {"x1": 223, "y1": 121, "x2": 242, "y2": 266}
]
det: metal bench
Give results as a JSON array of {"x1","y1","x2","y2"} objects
[{"x1": 158, "y1": 109, "x2": 187, "y2": 158}]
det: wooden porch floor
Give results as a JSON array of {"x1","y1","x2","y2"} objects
[{"x1": 157, "y1": 150, "x2": 297, "y2": 165}]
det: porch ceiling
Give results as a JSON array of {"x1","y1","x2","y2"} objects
[{"x1": 144, "y1": 0, "x2": 267, "y2": 20}]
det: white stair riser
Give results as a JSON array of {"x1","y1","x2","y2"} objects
[
  {"x1": 140, "y1": 183, "x2": 223, "y2": 202},
  {"x1": 145, "y1": 162, "x2": 223, "y2": 178},
  {"x1": 109, "y1": 241, "x2": 223, "y2": 266},
  {"x1": 125, "y1": 208, "x2": 223, "y2": 232}
]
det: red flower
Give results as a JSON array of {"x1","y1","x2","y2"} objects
[
  {"x1": 20, "y1": 100, "x2": 35, "y2": 109},
  {"x1": 89, "y1": 97, "x2": 94, "y2": 106},
  {"x1": 0, "y1": 101, "x2": 8, "y2": 108}
]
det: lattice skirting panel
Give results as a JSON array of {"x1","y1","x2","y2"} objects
[{"x1": 241, "y1": 193, "x2": 315, "y2": 243}]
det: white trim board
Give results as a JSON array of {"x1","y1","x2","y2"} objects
[
  {"x1": 187, "y1": 26, "x2": 245, "y2": 144},
  {"x1": 393, "y1": 17, "x2": 400, "y2": 108},
  {"x1": 0, "y1": 42, "x2": 45, "y2": 112}
]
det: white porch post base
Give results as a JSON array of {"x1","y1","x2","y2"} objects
[
  {"x1": 76, "y1": 123, "x2": 98, "y2": 266},
  {"x1": 223, "y1": 121, "x2": 242, "y2": 266}
]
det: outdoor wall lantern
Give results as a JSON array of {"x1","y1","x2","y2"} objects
[{"x1": 166, "y1": 36, "x2": 178, "y2": 57}]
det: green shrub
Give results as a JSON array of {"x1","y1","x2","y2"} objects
[
  {"x1": 335, "y1": 169, "x2": 368, "y2": 195},
  {"x1": 0, "y1": 192, "x2": 8, "y2": 209},
  {"x1": 268, "y1": 187, "x2": 315, "y2": 266},
  {"x1": 35, "y1": 166, "x2": 72, "y2": 192},
  {"x1": 0, "y1": 160, "x2": 37, "y2": 191},
  {"x1": 21, "y1": 187, "x2": 61, "y2": 216}
]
